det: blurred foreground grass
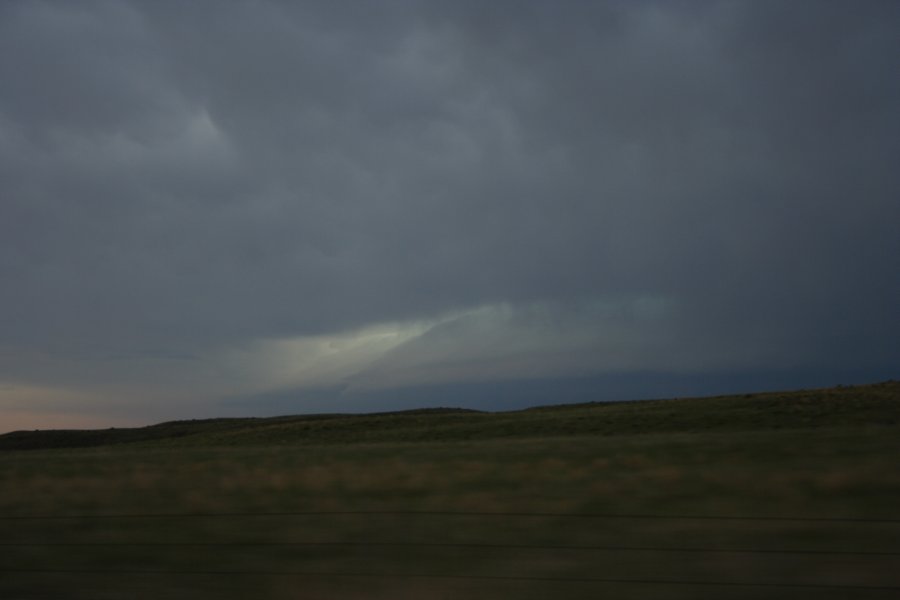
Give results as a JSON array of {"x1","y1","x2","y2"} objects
[
  {"x1": 1, "y1": 382, "x2": 898, "y2": 598},
  {"x1": 2, "y1": 428, "x2": 899, "y2": 598}
]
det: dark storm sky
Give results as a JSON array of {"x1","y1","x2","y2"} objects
[{"x1": 1, "y1": 0, "x2": 898, "y2": 430}]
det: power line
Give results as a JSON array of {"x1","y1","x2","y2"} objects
[
  {"x1": 1, "y1": 567, "x2": 898, "y2": 591},
  {"x1": 1, "y1": 541, "x2": 897, "y2": 557},
  {"x1": 2, "y1": 509, "x2": 897, "y2": 523}
]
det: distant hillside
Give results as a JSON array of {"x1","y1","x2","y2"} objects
[{"x1": 1, "y1": 381, "x2": 897, "y2": 451}]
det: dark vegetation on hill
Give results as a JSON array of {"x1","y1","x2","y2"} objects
[{"x1": 1, "y1": 381, "x2": 897, "y2": 451}]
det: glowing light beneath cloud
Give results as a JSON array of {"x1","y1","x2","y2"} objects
[{"x1": 225, "y1": 296, "x2": 685, "y2": 397}]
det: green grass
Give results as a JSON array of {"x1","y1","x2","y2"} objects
[
  {"x1": 0, "y1": 381, "x2": 898, "y2": 598},
  {"x1": 2, "y1": 380, "x2": 898, "y2": 450}
]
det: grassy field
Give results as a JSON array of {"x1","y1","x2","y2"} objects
[
  {"x1": 1, "y1": 382, "x2": 898, "y2": 599},
  {"x1": 2, "y1": 380, "x2": 898, "y2": 450}
]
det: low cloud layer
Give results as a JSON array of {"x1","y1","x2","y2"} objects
[{"x1": 2, "y1": 1, "x2": 898, "y2": 430}]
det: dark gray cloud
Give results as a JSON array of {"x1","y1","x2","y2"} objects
[{"x1": 1, "y1": 0, "x2": 898, "y2": 427}]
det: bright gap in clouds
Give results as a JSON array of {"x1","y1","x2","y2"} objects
[
  {"x1": 217, "y1": 293, "x2": 842, "y2": 418},
  {"x1": 226, "y1": 317, "x2": 434, "y2": 394},
  {"x1": 225, "y1": 295, "x2": 716, "y2": 402},
  {"x1": 2, "y1": 297, "x2": 678, "y2": 431}
]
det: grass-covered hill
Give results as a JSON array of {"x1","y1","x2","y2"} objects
[{"x1": 2, "y1": 380, "x2": 897, "y2": 451}]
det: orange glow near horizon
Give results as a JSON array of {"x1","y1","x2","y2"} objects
[{"x1": 0, "y1": 410, "x2": 144, "y2": 435}]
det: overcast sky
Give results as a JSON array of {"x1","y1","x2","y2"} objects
[{"x1": 2, "y1": 0, "x2": 898, "y2": 432}]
